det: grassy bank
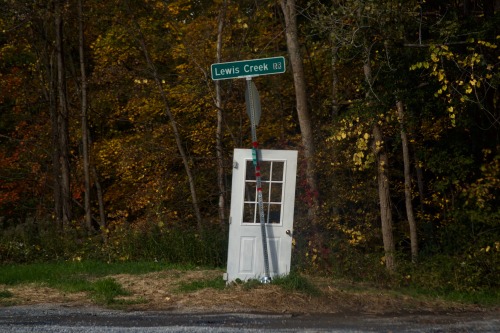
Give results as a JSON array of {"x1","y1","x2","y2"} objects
[{"x1": 0, "y1": 261, "x2": 498, "y2": 309}]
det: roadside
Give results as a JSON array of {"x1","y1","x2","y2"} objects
[{"x1": 1, "y1": 268, "x2": 498, "y2": 316}]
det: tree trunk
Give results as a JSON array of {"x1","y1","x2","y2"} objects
[
  {"x1": 48, "y1": 53, "x2": 63, "y2": 227},
  {"x1": 415, "y1": 154, "x2": 425, "y2": 215},
  {"x1": 363, "y1": 58, "x2": 396, "y2": 271},
  {"x1": 78, "y1": 0, "x2": 92, "y2": 231},
  {"x1": 372, "y1": 124, "x2": 396, "y2": 271},
  {"x1": 279, "y1": 0, "x2": 319, "y2": 219},
  {"x1": 215, "y1": 0, "x2": 227, "y2": 228},
  {"x1": 55, "y1": 0, "x2": 72, "y2": 227},
  {"x1": 36, "y1": 5, "x2": 62, "y2": 227},
  {"x1": 135, "y1": 28, "x2": 204, "y2": 234},
  {"x1": 396, "y1": 100, "x2": 418, "y2": 262},
  {"x1": 331, "y1": 42, "x2": 340, "y2": 117},
  {"x1": 92, "y1": 164, "x2": 106, "y2": 230}
]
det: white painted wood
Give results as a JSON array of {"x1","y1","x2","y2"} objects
[{"x1": 225, "y1": 149, "x2": 298, "y2": 283}]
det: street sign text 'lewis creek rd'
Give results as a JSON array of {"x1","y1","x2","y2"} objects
[{"x1": 211, "y1": 56, "x2": 285, "y2": 80}]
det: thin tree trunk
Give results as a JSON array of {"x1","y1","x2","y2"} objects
[
  {"x1": 90, "y1": 164, "x2": 106, "y2": 228},
  {"x1": 48, "y1": 53, "x2": 63, "y2": 227},
  {"x1": 215, "y1": 0, "x2": 227, "y2": 227},
  {"x1": 363, "y1": 57, "x2": 395, "y2": 271},
  {"x1": 135, "y1": 28, "x2": 203, "y2": 234},
  {"x1": 279, "y1": 0, "x2": 319, "y2": 219},
  {"x1": 396, "y1": 100, "x2": 418, "y2": 262},
  {"x1": 91, "y1": 164, "x2": 106, "y2": 229},
  {"x1": 372, "y1": 124, "x2": 396, "y2": 271},
  {"x1": 415, "y1": 154, "x2": 425, "y2": 215},
  {"x1": 78, "y1": 0, "x2": 92, "y2": 231},
  {"x1": 331, "y1": 42, "x2": 340, "y2": 117},
  {"x1": 36, "y1": 7, "x2": 62, "y2": 227},
  {"x1": 55, "y1": 0, "x2": 72, "y2": 227}
]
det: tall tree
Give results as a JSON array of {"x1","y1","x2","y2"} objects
[
  {"x1": 54, "y1": 0, "x2": 72, "y2": 227},
  {"x1": 215, "y1": 0, "x2": 227, "y2": 227},
  {"x1": 279, "y1": 0, "x2": 319, "y2": 219},
  {"x1": 396, "y1": 100, "x2": 418, "y2": 262},
  {"x1": 78, "y1": 0, "x2": 92, "y2": 230},
  {"x1": 133, "y1": 18, "x2": 204, "y2": 234},
  {"x1": 363, "y1": 50, "x2": 396, "y2": 270}
]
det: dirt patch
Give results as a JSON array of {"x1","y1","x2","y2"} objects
[{"x1": 0, "y1": 269, "x2": 494, "y2": 315}]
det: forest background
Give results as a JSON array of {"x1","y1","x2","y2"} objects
[{"x1": 1, "y1": 0, "x2": 499, "y2": 295}]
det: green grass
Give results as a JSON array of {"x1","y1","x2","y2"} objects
[
  {"x1": 393, "y1": 285, "x2": 500, "y2": 307},
  {"x1": 0, "y1": 261, "x2": 181, "y2": 288},
  {"x1": 0, "y1": 260, "x2": 190, "y2": 305},
  {"x1": 272, "y1": 272, "x2": 321, "y2": 296},
  {"x1": 89, "y1": 277, "x2": 140, "y2": 306},
  {"x1": 176, "y1": 276, "x2": 226, "y2": 293},
  {"x1": 228, "y1": 273, "x2": 321, "y2": 295},
  {"x1": 240, "y1": 279, "x2": 262, "y2": 291},
  {"x1": 0, "y1": 290, "x2": 13, "y2": 298},
  {"x1": 0, "y1": 289, "x2": 14, "y2": 306}
]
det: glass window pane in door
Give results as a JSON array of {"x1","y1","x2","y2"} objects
[
  {"x1": 243, "y1": 203, "x2": 256, "y2": 223},
  {"x1": 244, "y1": 181, "x2": 256, "y2": 202},
  {"x1": 260, "y1": 182, "x2": 269, "y2": 203},
  {"x1": 267, "y1": 204, "x2": 281, "y2": 224},
  {"x1": 259, "y1": 161, "x2": 271, "y2": 181},
  {"x1": 270, "y1": 183, "x2": 283, "y2": 203},
  {"x1": 245, "y1": 160, "x2": 254, "y2": 181},
  {"x1": 271, "y1": 161, "x2": 284, "y2": 181}
]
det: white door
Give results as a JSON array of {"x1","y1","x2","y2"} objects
[{"x1": 225, "y1": 148, "x2": 298, "y2": 283}]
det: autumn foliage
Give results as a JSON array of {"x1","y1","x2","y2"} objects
[{"x1": 1, "y1": 1, "x2": 499, "y2": 292}]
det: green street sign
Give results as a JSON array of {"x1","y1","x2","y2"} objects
[{"x1": 211, "y1": 56, "x2": 285, "y2": 80}]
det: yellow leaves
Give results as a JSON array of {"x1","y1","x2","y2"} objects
[
  {"x1": 477, "y1": 40, "x2": 497, "y2": 49},
  {"x1": 330, "y1": 131, "x2": 347, "y2": 142},
  {"x1": 469, "y1": 77, "x2": 478, "y2": 87},
  {"x1": 437, "y1": 71, "x2": 445, "y2": 82},
  {"x1": 410, "y1": 61, "x2": 430, "y2": 70},
  {"x1": 353, "y1": 151, "x2": 364, "y2": 165},
  {"x1": 421, "y1": 39, "x2": 498, "y2": 130},
  {"x1": 167, "y1": 1, "x2": 191, "y2": 15},
  {"x1": 340, "y1": 226, "x2": 365, "y2": 246},
  {"x1": 330, "y1": 118, "x2": 376, "y2": 171},
  {"x1": 305, "y1": 242, "x2": 319, "y2": 266},
  {"x1": 356, "y1": 136, "x2": 368, "y2": 150},
  {"x1": 480, "y1": 243, "x2": 500, "y2": 253}
]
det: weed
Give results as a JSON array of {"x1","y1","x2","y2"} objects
[
  {"x1": 241, "y1": 279, "x2": 262, "y2": 291},
  {"x1": 90, "y1": 278, "x2": 130, "y2": 305},
  {"x1": 0, "y1": 290, "x2": 13, "y2": 298},
  {"x1": 273, "y1": 272, "x2": 321, "y2": 296},
  {"x1": 176, "y1": 277, "x2": 226, "y2": 293}
]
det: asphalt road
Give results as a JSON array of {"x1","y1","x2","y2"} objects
[{"x1": 0, "y1": 304, "x2": 499, "y2": 332}]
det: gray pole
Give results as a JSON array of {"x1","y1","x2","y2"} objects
[{"x1": 246, "y1": 78, "x2": 271, "y2": 283}]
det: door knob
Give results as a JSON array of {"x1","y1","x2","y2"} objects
[{"x1": 286, "y1": 230, "x2": 292, "y2": 236}]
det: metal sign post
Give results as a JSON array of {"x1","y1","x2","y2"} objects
[{"x1": 245, "y1": 78, "x2": 271, "y2": 283}]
